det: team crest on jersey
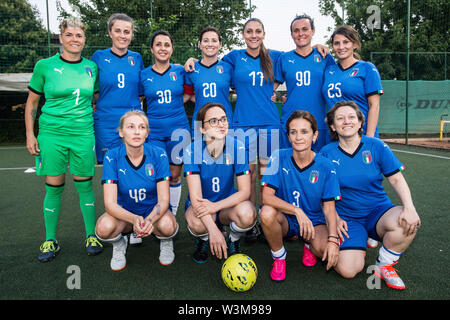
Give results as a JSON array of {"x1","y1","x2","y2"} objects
[
  {"x1": 362, "y1": 150, "x2": 372, "y2": 164},
  {"x1": 314, "y1": 54, "x2": 321, "y2": 63},
  {"x1": 128, "y1": 56, "x2": 135, "y2": 66},
  {"x1": 350, "y1": 68, "x2": 359, "y2": 77},
  {"x1": 216, "y1": 65, "x2": 224, "y2": 74},
  {"x1": 309, "y1": 170, "x2": 319, "y2": 184},
  {"x1": 169, "y1": 72, "x2": 177, "y2": 81},
  {"x1": 145, "y1": 163, "x2": 154, "y2": 176},
  {"x1": 85, "y1": 67, "x2": 93, "y2": 77},
  {"x1": 223, "y1": 153, "x2": 232, "y2": 165}
]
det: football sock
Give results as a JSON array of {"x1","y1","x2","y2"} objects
[
  {"x1": 271, "y1": 246, "x2": 287, "y2": 260},
  {"x1": 376, "y1": 244, "x2": 403, "y2": 266},
  {"x1": 74, "y1": 178, "x2": 96, "y2": 238},
  {"x1": 169, "y1": 183, "x2": 182, "y2": 216},
  {"x1": 229, "y1": 221, "x2": 253, "y2": 242},
  {"x1": 43, "y1": 183, "x2": 64, "y2": 241}
]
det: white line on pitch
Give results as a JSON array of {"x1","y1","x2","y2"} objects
[
  {"x1": 392, "y1": 149, "x2": 450, "y2": 160},
  {"x1": 0, "y1": 164, "x2": 103, "y2": 172}
]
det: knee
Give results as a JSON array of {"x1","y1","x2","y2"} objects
[
  {"x1": 157, "y1": 214, "x2": 178, "y2": 236},
  {"x1": 259, "y1": 205, "x2": 277, "y2": 226},
  {"x1": 95, "y1": 215, "x2": 116, "y2": 239},
  {"x1": 186, "y1": 215, "x2": 207, "y2": 235},
  {"x1": 235, "y1": 201, "x2": 257, "y2": 228},
  {"x1": 336, "y1": 258, "x2": 365, "y2": 279}
]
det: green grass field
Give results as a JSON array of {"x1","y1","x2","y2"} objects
[{"x1": 0, "y1": 143, "x2": 449, "y2": 302}]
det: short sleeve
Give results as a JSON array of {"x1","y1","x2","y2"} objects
[
  {"x1": 154, "y1": 149, "x2": 172, "y2": 182},
  {"x1": 183, "y1": 142, "x2": 200, "y2": 176},
  {"x1": 28, "y1": 60, "x2": 45, "y2": 95},
  {"x1": 261, "y1": 149, "x2": 281, "y2": 190},
  {"x1": 321, "y1": 163, "x2": 341, "y2": 202},
  {"x1": 377, "y1": 140, "x2": 404, "y2": 177},
  {"x1": 101, "y1": 150, "x2": 118, "y2": 184},
  {"x1": 364, "y1": 62, "x2": 383, "y2": 97}
]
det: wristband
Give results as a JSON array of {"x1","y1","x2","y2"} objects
[{"x1": 327, "y1": 240, "x2": 340, "y2": 247}]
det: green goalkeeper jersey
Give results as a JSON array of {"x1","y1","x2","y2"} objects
[{"x1": 28, "y1": 53, "x2": 98, "y2": 136}]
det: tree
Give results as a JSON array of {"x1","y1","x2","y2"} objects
[
  {"x1": 59, "y1": 0, "x2": 253, "y2": 65},
  {"x1": 318, "y1": 0, "x2": 450, "y2": 80},
  {"x1": 0, "y1": 0, "x2": 48, "y2": 72}
]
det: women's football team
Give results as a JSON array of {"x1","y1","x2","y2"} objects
[{"x1": 25, "y1": 13, "x2": 420, "y2": 290}]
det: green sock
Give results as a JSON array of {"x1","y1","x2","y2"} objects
[
  {"x1": 43, "y1": 184, "x2": 64, "y2": 241},
  {"x1": 74, "y1": 179, "x2": 96, "y2": 238}
]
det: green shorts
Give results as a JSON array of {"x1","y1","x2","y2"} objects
[{"x1": 36, "y1": 133, "x2": 96, "y2": 177}]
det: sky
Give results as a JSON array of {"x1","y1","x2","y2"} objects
[{"x1": 28, "y1": 0, "x2": 336, "y2": 50}]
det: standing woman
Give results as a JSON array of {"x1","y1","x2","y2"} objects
[
  {"x1": 322, "y1": 25, "x2": 383, "y2": 138},
  {"x1": 321, "y1": 101, "x2": 420, "y2": 289},
  {"x1": 221, "y1": 18, "x2": 283, "y2": 208},
  {"x1": 184, "y1": 103, "x2": 256, "y2": 263},
  {"x1": 260, "y1": 110, "x2": 340, "y2": 281},
  {"x1": 25, "y1": 18, "x2": 103, "y2": 262},
  {"x1": 95, "y1": 111, "x2": 178, "y2": 270},
  {"x1": 140, "y1": 30, "x2": 191, "y2": 218},
  {"x1": 274, "y1": 14, "x2": 335, "y2": 151},
  {"x1": 91, "y1": 13, "x2": 144, "y2": 164},
  {"x1": 184, "y1": 26, "x2": 234, "y2": 137}
]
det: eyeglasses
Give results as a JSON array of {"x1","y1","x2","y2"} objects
[{"x1": 203, "y1": 116, "x2": 228, "y2": 127}]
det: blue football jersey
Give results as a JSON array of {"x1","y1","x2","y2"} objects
[
  {"x1": 92, "y1": 49, "x2": 144, "y2": 116},
  {"x1": 101, "y1": 143, "x2": 172, "y2": 217},
  {"x1": 322, "y1": 60, "x2": 383, "y2": 134},
  {"x1": 320, "y1": 135, "x2": 404, "y2": 218},
  {"x1": 184, "y1": 137, "x2": 249, "y2": 203},
  {"x1": 140, "y1": 64, "x2": 190, "y2": 138},
  {"x1": 275, "y1": 49, "x2": 335, "y2": 129},
  {"x1": 222, "y1": 49, "x2": 282, "y2": 127},
  {"x1": 185, "y1": 60, "x2": 233, "y2": 130},
  {"x1": 261, "y1": 148, "x2": 341, "y2": 220}
]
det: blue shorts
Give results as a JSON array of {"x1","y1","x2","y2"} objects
[
  {"x1": 284, "y1": 213, "x2": 326, "y2": 240},
  {"x1": 94, "y1": 119, "x2": 123, "y2": 163},
  {"x1": 280, "y1": 128, "x2": 329, "y2": 152},
  {"x1": 339, "y1": 200, "x2": 395, "y2": 251},
  {"x1": 233, "y1": 125, "x2": 282, "y2": 162},
  {"x1": 148, "y1": 132, "x2": 190, "y2": 165}
]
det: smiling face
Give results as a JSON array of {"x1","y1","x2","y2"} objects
[
  {"x1": 151, "y1": 34, "x2": 173, "y2": 63},
  {"x1": 119, "y1": 114, "x2": 149, "y2": 148},
  {"x1": 109, "y1": 19, "x2": 133, "y2": 52},
  {"x1": 199, "y1": 31, "x2": 221, "y2": 59},
  {"x1": 59, "y1": 26, "x2": 86, "y2": 56},
  {"x1": 288, "y1": 118, "x2": 318, "y2": 153},
  {"x1": 332, "y1": 34, "x2": 355, "y2": 61},
  {"x1": 291, "y1": 18, "x2": 315, "y2": 49},
  {"x1": 201, "y1": 106, "x2": 228, "y2": 141},
  {"x1": 242, "y1": 20, "x2": 265, "y2": 51},
  {"x1": 331, "y1": 105, "x2": 363, "y2": 138}
]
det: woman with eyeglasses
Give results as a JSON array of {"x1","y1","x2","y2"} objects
[{"x1": 184, "y1": 102, "x2": 256, "y2": 264}]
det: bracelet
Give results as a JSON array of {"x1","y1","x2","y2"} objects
[
  {"x1": 327, "y1": 240, "x2": 340, "y2": 247},
  {"x1": 328, "y1": 235, "x2": 339, "y2": 240}
]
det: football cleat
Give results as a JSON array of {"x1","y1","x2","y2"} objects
[
  {"x1": 374, "y1": 262, "x2": 406, "y2": 290},
  {"x1": 302, "y1": 244, "x2": 317, "y2": 267},
  {"x1": 129, "y1": 232, "x2": 143, "y2": 247},
  {"x1": 86, "y1": 235, "x2": 103, "y2": 256},
  {"x1": 38, "y1": 240, "x2": 60, "y2": 262},
  {"x1": 367, "y1": 237, "x2": 379, "y2": 248},
  {"x1": 270, "y1": 258, "x2": 286, "y2": 282},
  {"x1": 159, "y1": 239, "x2": 175, "y2": 266},
  {"x1": 110, "y1": 236, "x2": 127, "y2": 271},
  {"x1": 226, "y1": 237, "x2": 241, "y2": 256},
  {"x1": 193, "y1": 238, "x2": 209, "y2": 264}
]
